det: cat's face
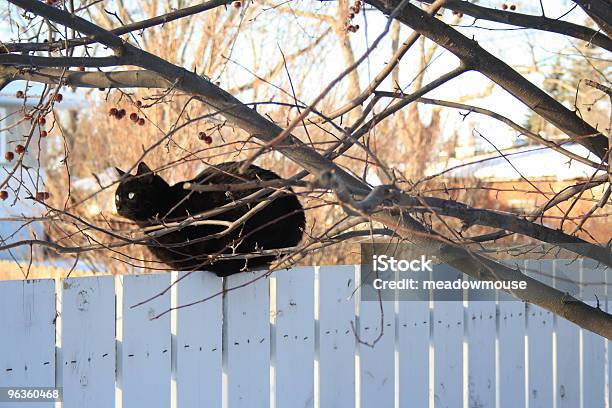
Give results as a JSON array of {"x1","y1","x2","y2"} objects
[{"x1": 114, "y1": 162, "x2": 169, "y2": 222}]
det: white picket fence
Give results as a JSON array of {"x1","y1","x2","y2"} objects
[{"x1": 0, "y1": 260, "x2": 609, "y2": 408}]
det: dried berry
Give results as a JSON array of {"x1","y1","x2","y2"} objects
[
  {"x1": 502, "y1": 3, "x2": 508, "y2": 9},
  {"x1": 54, "y1": 93, "x2": 63, "y2": 102},
  {"x1": 510, "y1": 4, "x2": 516, "y2": 10},
  {"x1": 233, "y1": 1, "x2": 241, "y2": 7},
  {"x1": 15, "y1": 144, "x2": 26, "y2": 154},
  {"x1": 203, "y1": 136, "x2": 213, "y2": 145},
  {"x1": 136, "y1": 100, "x2": 142, "y2": 108},
  {"x1": 138, "y1": 118, "x2": 145, "y2": 126},
  {"x1": 4, "y1": 152, "x2": 14, "y2": 161},
  {"x1": 36, "y1": 192, "x2": 50, "y2": 201},
  {"x1": 16, "y1": 90, "x2": 24, "y2": 99},
  {"x1": 109, "y1": 108, "x2": 118, "y2": 116},
  {"x1": 40, "y1": 130, "x2": 48, "y2": 137},
  {"x1": 0, "y1": 191, "x2": 8, "y2": 201},
  {"x1": 198, "y1": 131, "x2": 207, "y2": 140},
  {"x1": 38, "y1": 116, "x2": 46, "y2": 125},
  {"x1": 130, "y1": 113, "x2": 139, "y2": 122}
]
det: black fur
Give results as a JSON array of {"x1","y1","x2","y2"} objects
[{"x1": 114, "y1": 162, "x2": 305, "y2": 276}]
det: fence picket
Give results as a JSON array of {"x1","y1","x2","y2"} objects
[
  {"x1": 224, "y1": 270, "x2": 270, "y2": 408},
  {"x1": 580, "y1": 259, "x2": 605, "y2": 408},
  {"x1": 553, "y1": 260, "x2": 580, "y2": 408},
  {"x1": 0, "y1": 279, "x2": 55, "y2": 408},
  {"x1": 498, "y1": 260, "x2": 526, "y2": 408},
  {"x1": 273, "y1": 267, "x2": 315, "y2": 408},
  {"x1": 175, "y1": 271, "x2": 223, "y2": 408},
  {"x1": 397, "y1": 268, "x2": 430, "y2": 408},
  {"x1": 61, "y1": 276, "x2": 115, "y2": 408},
  {"x1": 358, "y1": 265, "x2": 395, "y2": 408},
  {"x1": 317, "y1": 265, "x2": 356, "y2": 408},
  {"x1": 525, "y1": 260, "x2": 554, "y2": 408},
  {"x1": 432, "y1": 265, "x2": 464, "y2": 408},
  {"x1": 121, "y1": 274, "x2": 171, "y2": 408},
  {"x1": 466, "y1": 278, "x2": 496, "y2": 408}
]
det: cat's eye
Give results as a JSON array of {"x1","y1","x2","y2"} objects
[{"x1": 128, "y1": 192, "x2": 135, "y2": 200}]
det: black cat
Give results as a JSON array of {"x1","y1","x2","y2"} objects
[{"x1": 114, "y1": 161, "x2": 305, "y2": 276}]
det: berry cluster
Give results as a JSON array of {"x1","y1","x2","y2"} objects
[
  {"x1": 109, "y1": 107, "x2": 127, "y2": 120},
  {"x1": 36, "y1": 113, "x2": 48, "y2": 137},
  {"x1": 501, "y1": 3, "x2": 517, "y2": 10},
  {"x1": 109, "y1": 100, "x2": 146, "y2": 126},
  {"x1": 129, "y1": 112, "x2": 146, "y2": 126},
  {"x1": 198, "y1": 132, "x2": 213, "y2": 145},
  {"x1": 345, "y1": 0, "x2": 362, "y2": 33}
]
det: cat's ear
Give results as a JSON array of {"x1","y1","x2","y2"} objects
[
  {"x1": 136, "y1": 162, "x2": 156, "y2": 184},
  {"x1": 137, "y1": 162, "x2": 152, "y2": 176},
  {"x1": 115, "y1": 167, "x2": 126, "y2": 177}
]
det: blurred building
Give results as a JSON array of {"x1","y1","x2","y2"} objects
[{"x1": 428, "y1": 143, "x2": 610, "y2": 243}]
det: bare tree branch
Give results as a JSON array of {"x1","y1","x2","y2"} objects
[
  {"x1": 365, "y1": 0, "x2": 610, "y2": 161},
  {"x1": 420, "y1": 0, "x2": 612, "y2": 51}
]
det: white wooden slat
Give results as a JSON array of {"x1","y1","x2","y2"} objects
[
  {"x1": 318, "y1": 265, "x2": 356, "y2": 408},
  {"x1": 61, "y1": 276, "x2": 115, "y2": 408},
  {"x1": 175, "y1": 271, "x2": 223, "y2": 408},
  {"x1": 498, "y1": 299, "x2": 526, "y2": 408},
  {"x1": 397, "y1": 268, "x2": 429, "y2": 408},
  {"x1": 579, "y1": 259, "x2": 605, "y2": 408},
  {"x1": 466, "y1": 285, "x2": 495, "y2": 408},
  {"x1": 273, "y1": 267, "x2": 315, "y2": 408},
  {"x1": 553, "y1": 260, "x2": 580, "y2": 408},
  {"x1": 358, "y1": 265, "x2": 395, "y2": 408},
  {"x1": 525, "y1": 260, "x2": 553, "y2": 408},
  {"x1": 121, "y1": 274, "x2": 171, "y2": 408},
  {"x1": 432, "y1": 264, "x2": 463, "y2": 408},
  {"x1": 224, "y1": 270, "x2": 270, "y2": 408},
  {"x1": 0, "y1": 279, "x2": 55, "y2": 408}
]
